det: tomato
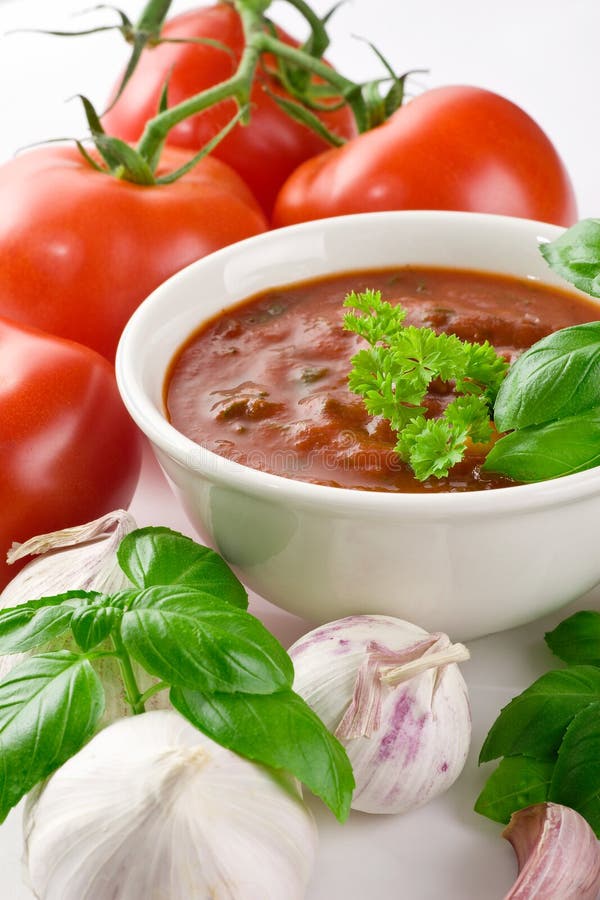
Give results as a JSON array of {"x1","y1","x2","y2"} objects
[
  {"x1": 273, "y1": 85, "x2": 577, "y2": 227},
  {"x1": 0, "y1": 145, "x2": 267, "y2": 360},
  {"x1": 102, "y1": 3, "x2": 357, "y2": 217},
  {"x1": 0, "y1": 317, "x2": 142, "y2": 590}
]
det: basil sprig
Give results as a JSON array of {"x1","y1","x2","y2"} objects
[
  {"x1": 475, "y1": 611, "x2": 600, "y2": 834},
  {"x1": 0, "y1": 527, "x2": 354, "y2": 823},
  {"x1": 484, "y1": 219, "x2": 600, "y2": 482}
]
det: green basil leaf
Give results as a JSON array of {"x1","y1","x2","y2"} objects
[
  {"x1": 545, "y1": 611, "x2": 600, "y2": 666},
  {"x1": 170, "y1": 687, "x2": 354, "y2": 822},
  {"x1": 494, "y1": 323, "x2": 600, "y2": 431},
  {"x1": 540, "y1": 219, "x2": 600, "y2": 298},
  {"x1": 479, "y1": 666, "x2": 600, "y2": 762},
  {"x1": 0, "y1": 650, "x2": 104, "y2": 822},
  {"x1": 549, "y1": 701, "x2": 600, "y2": 836},
  {"x1": 483, "y1": 408, "x2": 600, "y2": 482},
  {"x1": 121, "y1": 586, "x2": 293, "y2": 694},
  {"x1": 71, "y1": 603, "x2": 122, "y2": 652},
  {"x1": 475, "y1": 755, "x2": 554, "y2": 824},
  {"x1": 117, "y1": 527, "x2": 247, "y2": 609},
  {"x1": 0, "y1": 591, "x2": 93, "y2": 655}
]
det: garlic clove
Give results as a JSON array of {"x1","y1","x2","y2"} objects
[
  {"x1": 503, "y1": 802, "x2": 600, "y2": 899},
  {"x1": 24, "y1": 709, "x2": 318, "y2": 900},
  {"x1": 0, "y1": 510, "x2": 137, "y2": 683},
  {"x1": 0, "y1": 511, "x2": 169, "y2": 724},
  {"x1": 2, "y1": 509, "x2": 137, "y2": 607},
  {"x1": 290, "y1": 614, "x2": 471, "y2": 815}
]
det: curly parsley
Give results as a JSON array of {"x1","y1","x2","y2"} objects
[{"x1": 343, "y1": 289, "x2": 508, "y2": 480}]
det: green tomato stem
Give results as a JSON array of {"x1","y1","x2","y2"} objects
[
  {"x1": 136, "y1": 0, "x2": 173, "y2": 37},
  {"x1": 136, "y1": 0, "x2": 366, "y2": 167},
  {"x1": 256, "y1": 31, "x2": 352, "y2": 93},
  {"x1": 137, "y1": 1, "x2": 264, "y2": 167},
  {"x1": 255, "y1": 31, "x2": 368, "y2": 130},
  {"x1": 279, "y1": 0, "x2": 330, "y2": 56},
  {"x1": 111, "y1": 632, "x2": 145, "y2": 715}
]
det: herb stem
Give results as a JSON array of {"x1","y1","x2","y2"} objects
[
  {"x1": 138, "y1": 681, "x2": 169, "y2": 706},
  {"x1": 111, "y1": 632, "x2": 145, "y2": 715}
]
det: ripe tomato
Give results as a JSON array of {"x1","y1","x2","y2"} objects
[
  {"x1": 0, "y1": 317, "x2": 142, "y2": 590},
  {"x1": 0, "y1": 145, "x2": 267, "y2": 360},
  {"x1": 273, "y1": 85, "x2": 577, "y2": 227},
  {"x1": 102, "y1": 3, "x2": 357, "y2": 216}
]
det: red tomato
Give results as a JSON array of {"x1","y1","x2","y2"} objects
[
  {"x1": 103, "y1": 3, "x2": 357, "y2": 216},
  {"x1": 0, "y1": 145, "x2": 267, "y2": 360},
  {"x1": 0, "y1": 317, "x2": 142, "y2": 590},
  {"x1": 273, "y1": 85, "x2": 577, "y2": 227}
]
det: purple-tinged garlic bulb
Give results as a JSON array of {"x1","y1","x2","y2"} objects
[
  {"x1": 503, "y1": 803, "x2": 600, "y2": 899},
  {"x1": 290, "y1": 614, "x2": 471, "y2": 814}
]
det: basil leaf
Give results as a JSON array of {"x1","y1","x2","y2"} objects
[
  {"x1": 71, "y1": 603, "x2": 122, "y2": 652},
  {"x1": 550, "y1": 701, "x2": 600, "y2": 836},
  {"x1": 479, "y1": 666, "x2": 600, "y2": 762},
  {"x1": 546, "y1": 611, "x2": 600, "y2": 666},
  {"x1": 117, "y1": 527, "x2": 247, "y2": 609},
  {"x1": 121, "y1": 586, "x2": 293, "y2": 694},
  {"x1": 494, "y1": 323, "x2": 600, "y2": 431},
  {"x1": 171, "y1": 686, "x2": 354, "y2": 822},
  {"x1": 0, "y1": 650, "x2": 104, "y2": 822},
  {"x1": 0, "y1": 591, "x2": 93, "y2": 655},
  {"x1": 483, "y1": 408, "x2": 600, "y2": 482},
  {"x1": 540, "y1": 219, "x2": 600, "y2": 298},
  {"x1": 475, "y1": 756, "x2": 553, "y2": 824}
]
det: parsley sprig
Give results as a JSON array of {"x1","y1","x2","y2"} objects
[{"x1": 343, "y1": 289, "x2": 508, "y2": 480}]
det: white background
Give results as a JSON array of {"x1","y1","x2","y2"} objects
[{"x1": 0, "y1": 1, "x2": 599, "y2": 898}]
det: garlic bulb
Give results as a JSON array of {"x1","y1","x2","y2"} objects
[
  {"x1": 0, "y1": 511, "x2": 168, "y2": 722},
  {"x1": 2, "y1": 509, "x2": 137, "y2": 607},
  {"x1": 290, "y1": 614, "x2": 471, "y2": 814},
  {"x1": 503, "y1": 803, "x2": 600, "y2": 899},
  {"x1": 0, "y1": 510, "x2": 136, "y2": 683},
  {"x1": 24, "y1": 710, "x2": 318, "y2": 900}
]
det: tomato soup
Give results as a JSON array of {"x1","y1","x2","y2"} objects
[{"x1": 165, "y1": 268, "x2": 599, "y2": 493}]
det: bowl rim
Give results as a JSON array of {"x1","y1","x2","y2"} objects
[{"x1": 116, "y1": 209, "x2": 600, "y2": 519}]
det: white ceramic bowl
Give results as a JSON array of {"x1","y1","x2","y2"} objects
[{"x1": 116, "y1": 211, "x2": 600, "y2": 640}]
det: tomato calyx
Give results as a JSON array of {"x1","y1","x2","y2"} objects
[{"x1": 73, "y1": 92, "x2": 248, "y2": 186}]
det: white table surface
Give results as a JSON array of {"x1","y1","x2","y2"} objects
[{"x1": 1, "y1": 1, "x2": 599, "y2": 897}]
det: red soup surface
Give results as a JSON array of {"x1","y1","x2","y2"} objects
[{"x1": 166, "y1": 267, "x2": 599, "y2": 493}]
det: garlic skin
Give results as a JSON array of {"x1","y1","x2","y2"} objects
[
  {"x1": 24, "y1": 710, "x2": 318, "y2": 900},
  {"x1": 289, "y1": 614, "x2": 471, "y2": 815},
  {"x1": 0, "y1": 511, "x2": 168, "y2": 722},
  {"x1": 503, "y1": 803, "x2": 600, "y2": 899}
]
